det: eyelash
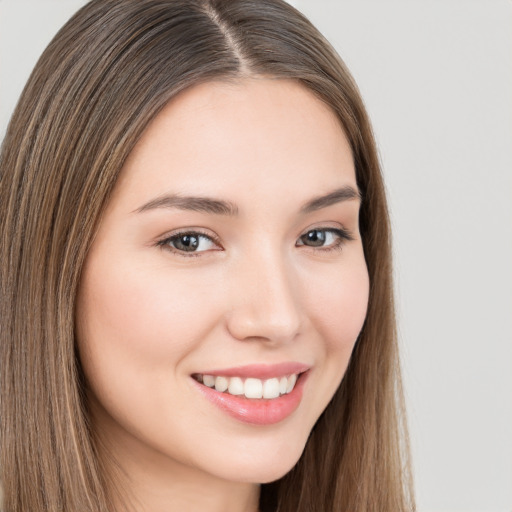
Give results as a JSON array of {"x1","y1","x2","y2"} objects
[
  {"x1": 296, "y1": 227, "x2": 354, "y2": 251},
  {"x1": 156, "y1": 229, "x2": 221, "y2": 258},
  {"x1": 156, "y1": 227, "x2": 354, "y2": 258}
]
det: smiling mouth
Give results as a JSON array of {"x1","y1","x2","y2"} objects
[{"x1": 191, "y1": 372, "x2": 303, "y2": 400}]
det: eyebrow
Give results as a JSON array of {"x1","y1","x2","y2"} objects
[
  {"x1": 299, "y1": 186, "x2": 361, "y2": 213},
  {"x1": 134, "y1": 185, "x2": 361, "y2": 216},
  {"x1": 135, "y1": 194, "x2": 239, "y2": 216}
]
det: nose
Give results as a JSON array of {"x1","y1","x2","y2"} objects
[{"x1": 225, "y1": 248, "x2": 303, "y2": 345}]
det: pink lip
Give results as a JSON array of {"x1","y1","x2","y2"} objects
[
  {"x1": 192, "y1": 368, "x2": 310, "y2": 425},
  {"x1": 195, "y1": 362, "x2": 310, "y2": 379}
]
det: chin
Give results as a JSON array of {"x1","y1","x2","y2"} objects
[{"x1": 211, "y1": 435, "x2": 308, "y2": 485}]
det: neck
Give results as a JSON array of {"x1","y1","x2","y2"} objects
[{"x1": 118, "y1": 462, "x2": 260, "y2": 512}]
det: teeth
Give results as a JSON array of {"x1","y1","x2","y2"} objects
[
  {"x1": 228, "y1": 376, "x2": 244, "y2": 395},
  {"x1": 203, "y1": 375, "x2": 215, "y2": 387},
  {"x1": 198, "y1": 373, "x2": 300, "y2": 399},
  {"x1": 244, "y1": 378, "x2": 263, "y2": 398},
  {"x1": 263, "y1": 378, "x2": 280, "y2": 399},
  {"x1": 286, "y1": 373, "x2": 297, "y2": 394},
  {"x1": 214, "y1": 376, "x2": 229, "y2": 392},
  {"x1": 279, "y1": 376, "x2": 288, "y2": 395}
]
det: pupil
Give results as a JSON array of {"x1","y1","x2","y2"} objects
[
  {"x1": 177, "y1": 235, "x2": 199, "y2": 251},
  {"x1": 304, "y1": 230, "x2": 325, "y2": 246}
]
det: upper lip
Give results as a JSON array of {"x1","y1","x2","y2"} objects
[{"x1": 193, "y1": 362, "x2": 310, "y2": 379}]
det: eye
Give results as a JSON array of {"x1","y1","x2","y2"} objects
[
  {"x1": 158, "y1": 231, "x2": 219, "y2": 255},
  {"x1": 296, "y1": 228, "x2": 353, "y2": 250}
]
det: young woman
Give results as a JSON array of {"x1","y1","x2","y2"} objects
[{"x1": 0, "y1": 1, "x2": 414, "y2": 511}]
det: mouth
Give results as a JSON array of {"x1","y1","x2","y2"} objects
[
  {"x1": 191, "y1": 372, "x2": 301, "y2": 399},
  {"x1": 190, "y1": 363, "x2": 310, "y2": 425}
]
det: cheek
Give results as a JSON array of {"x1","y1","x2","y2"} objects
[
  {"x1": 75, "y1": 253, "x2": 222, "y2": 388},
  {"x1": 307, "y1": 258, "x2": 370, "y2": 354},
  {"x1": 74, "y1": 253, "x2": 228, "y2": 452},
  {"x1": 289, "y1": 254, "x2": 369, "y2": 436}
]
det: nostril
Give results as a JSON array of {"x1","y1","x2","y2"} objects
[{"x1": 225, "y1": 311, "x2": 302, "y2": 344}]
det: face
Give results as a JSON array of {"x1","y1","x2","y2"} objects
[{"x1": 76, "y1": 78, "x2": 369, "y2": 488}]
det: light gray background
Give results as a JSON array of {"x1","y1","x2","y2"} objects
[{"x1": 1, "y1": 1, "x2": 511, "y2": 511}]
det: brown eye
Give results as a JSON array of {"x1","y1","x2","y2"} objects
[
  {"x1": 160, "y1": 232, "x2": 217, "y2": 254},
  {"x1": 172, "y1": 234, "x2": 200, "y2": 252},
  {"x1": 296, "y1": 228, "x2": 353, "y2": 250},
  {"x1": 299, "y1": 229, "x2": 326, "y2": 247}
]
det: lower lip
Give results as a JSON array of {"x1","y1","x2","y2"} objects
[{"x1": 192, "y1": 372, "x2": 309, "y2": 425}]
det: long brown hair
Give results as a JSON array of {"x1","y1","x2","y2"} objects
[{"x1": 0, "y1": 1, "x2": 414, "y2": 510}]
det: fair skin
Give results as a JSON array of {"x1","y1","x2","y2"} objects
[{"x1": 76, "y1": 78, "x2": 369, "y2": 512}]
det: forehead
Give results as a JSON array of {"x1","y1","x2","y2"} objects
[{"x1": 115, "y1": 78, "x2": 356, "y2": 211}]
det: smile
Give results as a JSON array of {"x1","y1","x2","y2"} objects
[
  {"x1": 192, "y1": 373, "x2": 299, "y2": 399},
  {"x1": 191, "y1": 363, "x2": 310, "y2": 425}
]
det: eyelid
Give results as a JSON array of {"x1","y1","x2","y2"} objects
[
  {"x1": 295, "y1": 226, "x2": 355, "y2": 250},
  {"x1": 155, "y1": 225, "x2": 355, "y2": 258},
  {"x1": 156, "y1": 228, "x2": 223, "y2": 257}
]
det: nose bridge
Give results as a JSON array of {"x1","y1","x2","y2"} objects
[{"x1": 226, "y1": 243, "x2": 302, "y2": 343}]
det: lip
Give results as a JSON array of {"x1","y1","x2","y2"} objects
[
  {"x1": 194, "y1": 362, "x2": 310, "y2": 379},
  {"x1": 191, "y1": 365, "x2": 310, "y2": 426}
]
